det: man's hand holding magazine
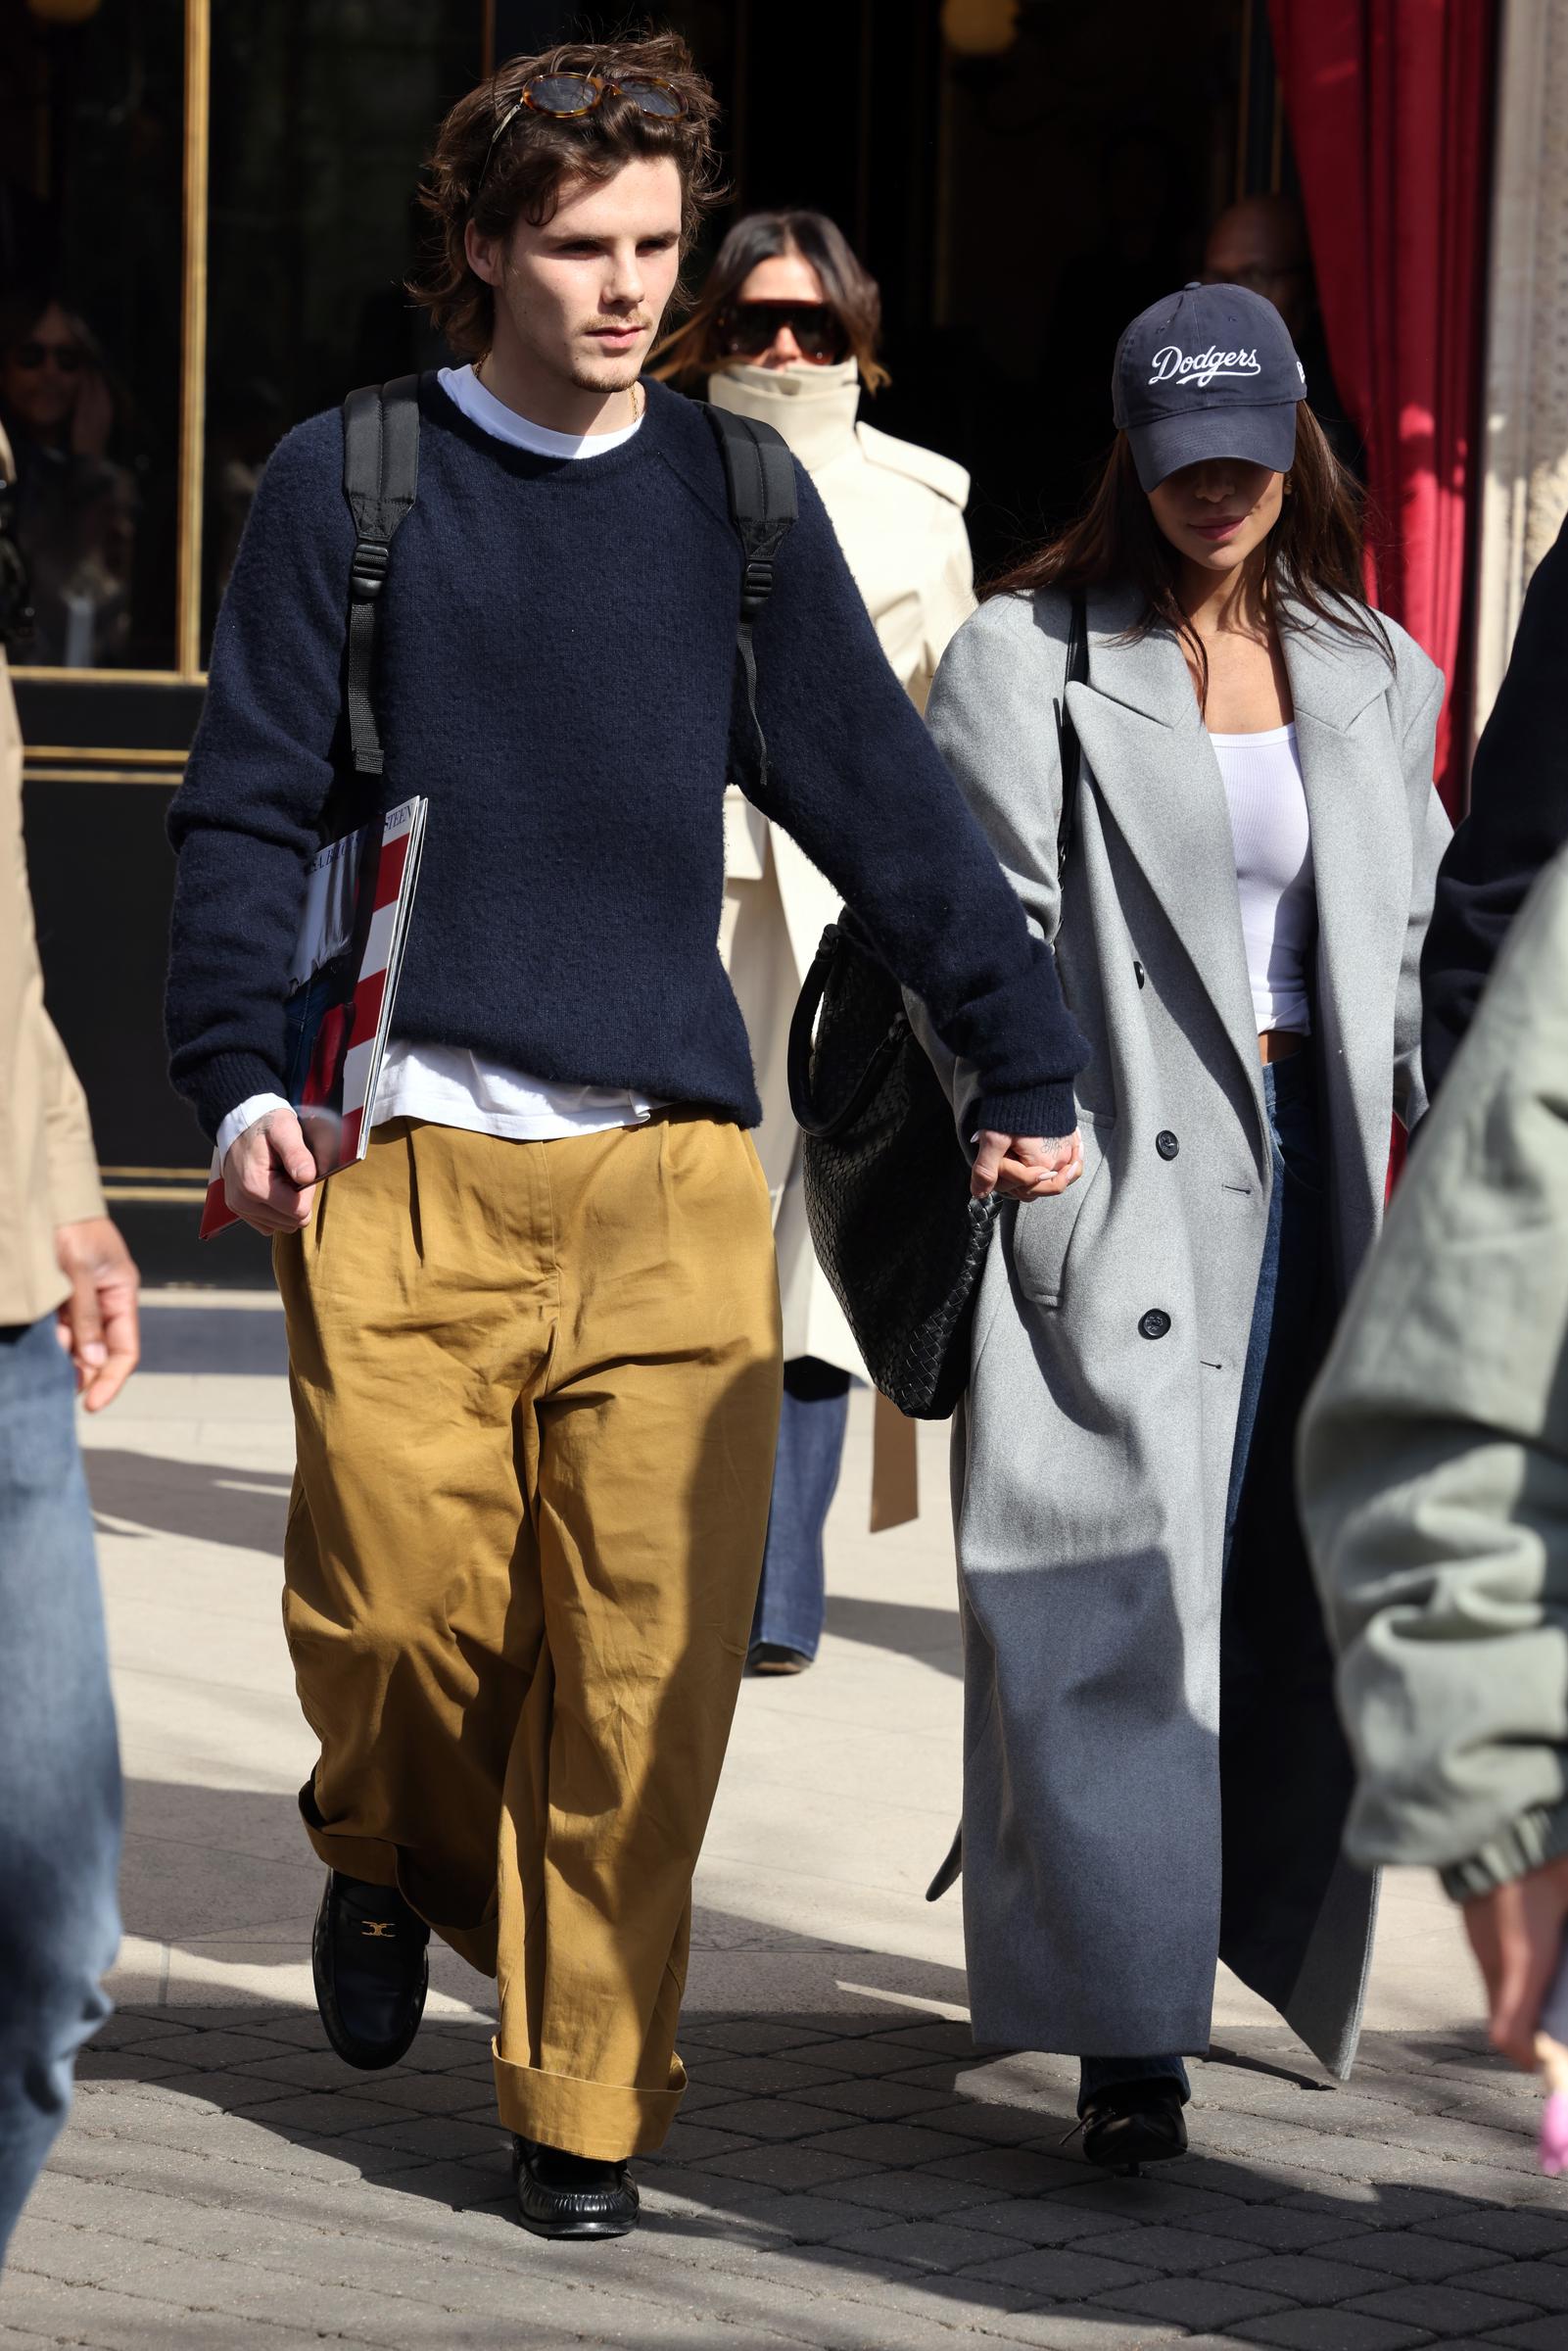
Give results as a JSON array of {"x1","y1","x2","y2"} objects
[
  {"x1": 224, "y1": 1106, "x2": 318, "y2": 1233},
  {"x1": 198, "y1": 796, "x2": 428, "y2": 1243}
]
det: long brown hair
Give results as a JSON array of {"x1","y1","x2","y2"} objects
[
  {"x1": 988, "y1": 407, "x2": 1388, "y2": 703},
  {"x1": 652, "y1": 208, "x2": 889, "y2": 391},
  {"x1": 408, "y1": 33, "x2": 722, "y2": 362}
]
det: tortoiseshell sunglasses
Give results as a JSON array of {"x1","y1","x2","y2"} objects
[{"x1": 479, "y1": 72, "x2": 686, "y2": 189}]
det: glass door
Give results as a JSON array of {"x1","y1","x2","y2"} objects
[
  {"x1": 2, "y1": 0, "x2": 187, "y2": 676},
  {"x1": 5, "y1": 0, "x2": 487, "y2": 1281}
]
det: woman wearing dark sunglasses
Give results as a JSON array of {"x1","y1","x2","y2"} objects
[{"x1": 658, "y1": 213, "x2": 976, "y2": 1677}]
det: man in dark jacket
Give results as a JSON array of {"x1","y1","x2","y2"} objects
[{"x1": 1421, "y1": 511, "x2": 1568, "y2": 1097}]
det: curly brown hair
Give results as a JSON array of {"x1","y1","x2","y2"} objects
[
  {"x1": 408, "y1": 31, "x2": 723, "y2": 362},
  {"x1": 652, "y1": 209, "x2": 889, "y2": 392}
]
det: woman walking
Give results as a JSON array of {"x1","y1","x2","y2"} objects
[
  {"x1": 922, "y1": 282, "x2": 1450, "y2": 2168},
  {"x1": 659, "y1": 213, "x2": 974, "y2": 1672}
]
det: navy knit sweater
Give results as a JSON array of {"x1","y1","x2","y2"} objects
[{"x1": 166, "y1": 375, "x2": 1087, "y2": 1143}]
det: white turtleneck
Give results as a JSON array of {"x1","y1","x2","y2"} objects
[
  {"x1": 706, "y1": 360, "x2": 974, "y2": 719},
  {"x1": 706, "y1": 360, "x2": 863, "y2": 474}
]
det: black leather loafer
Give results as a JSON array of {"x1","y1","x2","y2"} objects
[
  {"x1": 311, "y1": 1870, "x2": 429, "y2": 2071},
  {"x1": 512, "y1": 2137, "x2": 640, "y2": 2239},
  {"x1": 1080, "y1": 2077, "x2": 1189, "y2": 2174}
]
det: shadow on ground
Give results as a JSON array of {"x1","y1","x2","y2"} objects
[
  {"x1": 71, "y1": 1783, "x2": 1566, "y2": 2346},
  {"x1": 136, "y1": 1304, "x2": 289, "y2": 1377},
  {"x1": 823, "y1": 1591, "x2": 962, "y2": 1676},
  {"x1": 85, "y1": 1451, "x2": 292, "y2": 1553}
]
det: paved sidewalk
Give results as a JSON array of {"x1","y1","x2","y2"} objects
[{"x1": 5, "y1": 1295, "x2": 1567, "y2": 2350}]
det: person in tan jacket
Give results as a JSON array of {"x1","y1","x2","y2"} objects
[
  {"x1": 657, "y1": 211, "x2": 975, "y2": 1671},
  {"x1": 0, "y1": 418, "x2": 137, "y2": 2264}
]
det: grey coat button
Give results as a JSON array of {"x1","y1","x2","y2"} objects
[
  {"x1": 1156, "y1": 1130, "x2": 1179, "y2": 1160},
  {"x1": 1138, "y1": 1309, "x2": 1171, "y2": 1340}
]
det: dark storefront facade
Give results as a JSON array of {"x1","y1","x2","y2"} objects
[{"x1": 4, "y1": 0, "x2": 1288, "y2": 1283}]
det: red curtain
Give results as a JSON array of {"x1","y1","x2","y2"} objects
[{"x1": 1269, "y1": 0, "x2": 1497, "y2": 815}]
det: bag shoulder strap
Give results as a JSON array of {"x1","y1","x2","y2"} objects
[
  {"x1": 1056, "y1": 589, "x2": 1089, "y2": 880},
  {"x1": 342, "y1": 375, "x2": 421, "y2": 779},
  {"x1": 702, "y1": 404, "x2": 798, "y2": 793}
]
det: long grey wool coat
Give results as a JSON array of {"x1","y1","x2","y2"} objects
[{"x1": 920, "y1": 582, "x2": 1449, "y2": 2077}]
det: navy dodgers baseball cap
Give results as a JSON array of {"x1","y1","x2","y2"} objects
[{"x1": 1112, "y1": 281, "x2": 1307, "y2": 492}]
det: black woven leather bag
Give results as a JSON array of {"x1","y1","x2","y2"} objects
[{"x1": 786, "y1": 593, "x2": 1087, "y2": 1418}]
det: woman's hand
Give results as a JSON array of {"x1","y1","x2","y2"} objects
[{"x1": 972, "y1": 1129, "x2": 1083, "y2": 1203}]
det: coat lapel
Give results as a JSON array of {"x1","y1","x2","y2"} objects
[
  {"x1": 1283, "y1": 608, "x2": 1406, "y2": 1268},
  {"x1": 1066, "y1": 587, "x2": 1262, "y2": 1105}
]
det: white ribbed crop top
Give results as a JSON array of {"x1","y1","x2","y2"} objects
[{"x1": 1209, "y1": 723, "x2": 1315, "y2": 1036}]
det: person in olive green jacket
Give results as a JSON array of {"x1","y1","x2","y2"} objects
[
  {"x1": 0, "y1": 417, "x2": 139, "y2": 2262},
  {"x1": 1301, "y1": 840, "x2": 1568, "y2": 2073}
]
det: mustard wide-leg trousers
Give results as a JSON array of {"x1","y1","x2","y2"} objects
[{"x1": 273, "y1": 1113, "x2": 783, "y2": 2159}]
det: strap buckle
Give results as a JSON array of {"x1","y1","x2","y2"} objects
[
  {"x1": 350, "y1": 537, "x2": 391, "y2": 601},
  {"x1": 739, "y1": 556, "x2": 774, "y2": 619}
]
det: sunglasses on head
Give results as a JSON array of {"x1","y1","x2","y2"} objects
[
  {"x1": 478, "y1": 71, "x2": 686, "y2": 190},
  {"x1": 719, "y1": 302, "x2": 848, "y2": 365},
  {"x1": 13, "y1": 341, "x2": 85, "y2": 373}
]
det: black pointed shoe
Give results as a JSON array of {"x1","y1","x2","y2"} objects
[
  {"x1": 512, "y1": 2137, "x2": 640, "y2": 2240},
  {"x1": 1080, "y1": 2077, "x2": 1189, "y2": 2175},
  {"x1": 311, "y1": 1870, "x2": 429, "y2": 2071}
]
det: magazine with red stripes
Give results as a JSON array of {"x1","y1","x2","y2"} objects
[{"x1": 200, "y1": 795, "x2": 428, "y2": 1239}]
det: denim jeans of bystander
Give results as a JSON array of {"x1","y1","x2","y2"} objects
[
  {"x1": 0, "y1": 1314, "x2": 121, "y2": 2263},
  {"x1": 750, "y1": 1357, "x2": 853, "y2": 1663}
]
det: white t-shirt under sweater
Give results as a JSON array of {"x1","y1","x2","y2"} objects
[
  {"x1": 217, "y1": 363, "x2": 664, "y2": 1165},
  {"x1": 1210, "y1": 722, "x2": 1315, "y2": 1036}
]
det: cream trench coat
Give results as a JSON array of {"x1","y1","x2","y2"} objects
[
  {"x1": 710, "y1": 362, "x2": 974, "y2": 1518},
  {"x1": 0, "y1": 420, "x2": 107, "y2": 1323}
]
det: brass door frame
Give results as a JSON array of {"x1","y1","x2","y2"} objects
[
  {"x1": 12, "y1": 0, "x2": 212, "y2": 689},
  {"x1": 15, "y1": 0, "x2": 493, "y2": 695},
  {"x1": 175, "y1": 0, "x2": 210, "y2": 679}
]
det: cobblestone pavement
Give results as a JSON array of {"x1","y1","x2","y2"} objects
[
  {"x1": 11, "y1": 1996, "x2": 1568, "y2": 2349},
  {"x1": 4, "y1": 1298, "x2": 1565, "y2": 2349}
]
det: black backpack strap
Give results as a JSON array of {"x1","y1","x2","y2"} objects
[
  {"x1": 703, "y1": 404, "x2": 797, "y2": 793},
  {"x1": 1056, "y1": 590, "x2": 1089, "y2": 881},
  {"x1": 341, "y1": 375, "x2": 421, "y2": 778}
]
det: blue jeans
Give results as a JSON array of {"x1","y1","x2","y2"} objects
[
  {"x1": 1080, "y1": 1056, "x2": 1324, "y2": 2114},
  {"x1": 1223, "y1": 1056, "x2": 1325, "y2": 1566},
  {"x1": 0, "y1": 1315, "x2": 121, "y2": 2264},
  {"x1": 749, "y1": 1358, "x2": 851, "y2": 1660}
]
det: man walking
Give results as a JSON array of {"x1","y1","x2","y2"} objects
[
  {"x1": 165, "y1": 34, "x2": 1086, "y2": 2242},
  {"x1": 1, "y1": 419, "x2": 137, "y2": 2263}
]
